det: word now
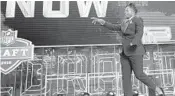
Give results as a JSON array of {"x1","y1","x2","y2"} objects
[{"x1": 5, "y1": 1, "x2": 108, "y2": 18}]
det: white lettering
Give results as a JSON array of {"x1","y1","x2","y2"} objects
[
  {"x1": 1, "y1": 49, "x2": 29, "y2": 57},
  {"x1": 142, "y1": 26, "x2": 172, "y2": 44},
  {"x1": 1, "y1": 61, "x2": 12, "y2": 65},
  {"x1": 3, "y1": 50, "x2": 11, "y2": 56},
  {"x1": 5, "y1": 1, "x2": 109, "y2": 18},
  {"x1": 77, "y1": 1, "x2": 108, "y2": 17},
  {"x1": 12, "y1": 49, "x2": 19, "y2": 56},
  {"x1": 21, "y1": 49, "x2": 28, "y2": 56},
  {"x1": 6, "y1": 1, "x2": 35, "y2": 18},
  {"x1": 43, "y1": 1, "x2": 69, "y2": 18}
]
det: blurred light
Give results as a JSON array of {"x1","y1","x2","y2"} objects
[
  {"x1": 133, "y1": 90, "x2": 138, "y2": 94},
  {"x1": 155, "y1": 76, "x2": 159, "y2": 78},
  {"x1": 106, "y1": 91, "x2": 115, "y2": 96}
]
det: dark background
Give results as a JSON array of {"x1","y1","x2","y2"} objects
[{"x1": 1, "y1": 1, "x2": 175, "y2": 45}]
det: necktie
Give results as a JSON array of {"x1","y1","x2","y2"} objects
[{"x1": 122, "y1": 19, "x2": 130, "y2": 32}]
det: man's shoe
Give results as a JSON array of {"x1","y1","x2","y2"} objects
[
  {"x1": 158, "y1": 87, "x2": 165, "y2": 96},
  {"x1": 132, "y1": 91, "x2": 139, "y2": 96}
]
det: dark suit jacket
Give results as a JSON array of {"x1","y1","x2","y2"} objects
[{"x1": 103, "y1": 16, "x2": 146, "y2": 56}]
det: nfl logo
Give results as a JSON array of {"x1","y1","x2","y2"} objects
[{"x1": 1, "y1": 29, "x2": 17, "y2": 46}]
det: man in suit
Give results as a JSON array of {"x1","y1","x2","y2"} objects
[{"x1": 91, "y1": 3, "x2": 164, "y2": 96}]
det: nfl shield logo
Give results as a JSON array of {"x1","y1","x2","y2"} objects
[
  {"x1": 1, "y1": 29, "x2": 17, "y2": 46},
  {"x1": 1, "y1": 29, "x2": 34, "y2": 74}
]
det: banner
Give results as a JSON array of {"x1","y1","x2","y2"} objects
[
  {"x1": 1, "y1": 1, "x2": 175, "y2": 45},
  {"x1": 1, "y1": 29, "x2": 34, "y2": 74}
]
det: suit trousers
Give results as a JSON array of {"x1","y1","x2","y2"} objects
[{"x1": 120, "y1": 52, "x2": 156, "y2": 96}]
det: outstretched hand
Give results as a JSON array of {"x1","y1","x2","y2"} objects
[{"x1": 91, "y1": 17, "x2": 105, "y2": 25}]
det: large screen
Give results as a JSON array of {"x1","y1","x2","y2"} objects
[{"x1": 1, "y1": 1, "x2": 175, "y2": 45}]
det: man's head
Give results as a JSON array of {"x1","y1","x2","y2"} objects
[{"x1": 125, "y1": 3, "x2": 138, "y2": 18}]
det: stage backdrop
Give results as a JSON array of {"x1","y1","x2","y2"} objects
[{"x1": 1, "y1": 1, "x2": 175, "y2": 45}]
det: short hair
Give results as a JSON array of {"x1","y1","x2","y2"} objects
[{"x1": 126, "y1": 3, "x2": 138, "y2": 14}]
